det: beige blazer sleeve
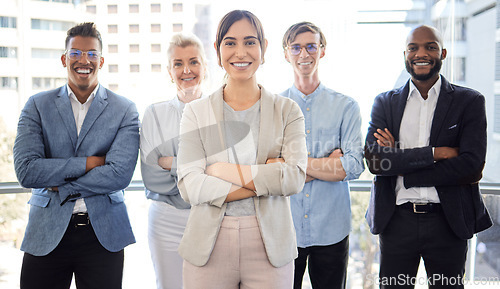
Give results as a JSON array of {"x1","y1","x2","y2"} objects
[
  {"x1": 176, "y1": 97, "x2": 231, "y2": 208},
  {"x1": 251, "y1": 94, "x2": 307, "y2": 197}
]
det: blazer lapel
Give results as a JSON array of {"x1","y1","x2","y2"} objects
[
  {"x1": 209, "y1": 87, "x2": 229, "y2": 163},
  {"x1": 392, "y1": 81, "x2": 410, "y2": 145},
  {"x1": 76, "y1": 86, "x2": 108, "y2": 151},
  {"x1": 54, "y1": 86, "x2": 78, "y2": 149},
  {"x1": 256, "y1": 86, "x2": 274, "y2": 164},
  {"x1": 430, "y1": 76, "x2": 453, "y2": 145}
]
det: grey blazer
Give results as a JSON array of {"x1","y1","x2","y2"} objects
[
  {"x1": 13, "y1": 85, "x2": 139, "y2": 256},
  {"x1": 177, "y1": 85, "x2": 307, "y2": 267}
]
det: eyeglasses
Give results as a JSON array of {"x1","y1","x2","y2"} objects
[
  {"x1": 286, "y1": 43, "x2": 323, "y2": 56},
  {"x1": 65, "y1": 49, "x2": 101, "y2": 61}
]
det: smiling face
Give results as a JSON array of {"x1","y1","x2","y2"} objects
[
  {"x1": 61, "y1": 35, "x2": 103, "y2": 99},
  {"x1": 285, "y1": 31, "x2": 324, "y2": 79},
  {"x1": 218, "y1": 18, "x2": 266, "y2": 82},
  {"x1": 168, "y1": 45, "x2": 206, "y2": 93},
  {"x1": 404, "y1": 26, "x2": 446, "y2": 82}
]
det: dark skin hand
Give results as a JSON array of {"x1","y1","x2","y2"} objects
[
  {"x1": 51, "y1": 156, "x2": 105, "y2": 191},
  {"x1": 374, "y1": 128, "x2": 458, "y2": 161}
]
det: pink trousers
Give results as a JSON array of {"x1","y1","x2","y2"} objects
[{"x1": 183, "y1": 215, "x2": 294, "y2": 289}]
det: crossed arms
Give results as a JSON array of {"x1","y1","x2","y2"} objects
[
  {"x1": 14, "y1": 95, "x2": 140, "y2": 203},
  {"x1": 177, "y1": 100, "x2": 307, "y2": 208},
  {"x1": 364, "y1": 92, "x2": 486, "y2": 188}
]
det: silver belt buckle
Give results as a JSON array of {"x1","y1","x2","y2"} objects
[
  {"x1": 413, "y1": 203, "x2": 427, "y2": 214},
  {"x1": 75, "y1": 213, "x2": 90, "y2": 226}
]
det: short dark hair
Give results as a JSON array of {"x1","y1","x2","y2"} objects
[
  {"x1": 282, "y1": 21, "x2": 326, "y2": 50},
  {"x1": 65, "y1": 22, "x2": 103, "y2": 51},
  {"x1": 215, "y1": 10, "x2": 266, "y2": 66}
]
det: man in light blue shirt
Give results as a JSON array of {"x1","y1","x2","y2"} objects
[{"x1": 281, "y1": 22, "x2": 365, "y2": 289}]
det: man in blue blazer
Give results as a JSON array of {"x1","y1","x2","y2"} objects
[
  {"x1": 13, "y1": 22, "x2": 139, "y2": 289},
  {"x1": 365, "y1": 25, "x2": 492, "y2": 288}
]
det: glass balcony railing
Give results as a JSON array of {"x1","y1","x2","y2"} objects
[{"x1": 0, "y1": 180, "x2": 499, "y2": 289}]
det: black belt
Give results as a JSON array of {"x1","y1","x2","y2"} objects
[
  {"x1": 70, "y1": 213, "x2": 90, "y2": 227},
  {"x1": 398, "y1": 202, "x2": 442, "y2": 214}
]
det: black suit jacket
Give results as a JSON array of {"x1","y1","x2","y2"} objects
[{"x1": 364, "y1": 75, "x2": 492, "y2": 240}]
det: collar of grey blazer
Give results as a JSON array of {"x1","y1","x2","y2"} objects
[
  {"x1": 55, "y1": 84, "x2": 109, "y2": 151},
  {"x1": 58, "y1": 83, "x2": 107, "y2": 101},
  {"x1": 208, "y1": 84, "x2": 276, "y2": 165}
]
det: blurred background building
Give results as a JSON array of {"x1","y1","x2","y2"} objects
[{"x1": 1, "y1": 0, "x2": 499, "y2": 288}]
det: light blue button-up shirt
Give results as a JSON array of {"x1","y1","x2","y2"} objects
[{"x1": 282, "y1": 83, "x2": 365, "y2": 247}]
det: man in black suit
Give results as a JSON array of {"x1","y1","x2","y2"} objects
[{"x1": 364, "y1": 25, "x2": 492, "y2": 288}]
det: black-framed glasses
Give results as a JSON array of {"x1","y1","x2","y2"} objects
[
  {"x1": 286, "y1": 43, "x2": 323, "y2": 56},
  {"x1": 65, "y1": 49, "x2": 101, "y2": 61}
]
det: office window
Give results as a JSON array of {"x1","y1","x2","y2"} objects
[
  {"x1": 108, "y1": 4, "x2": 118, "y2": 14},
  {"x1": 151, "y1": 3, "x2": 161, "y2": 13},
  {"x1": 35, "y1": 0, "x2": 69, "y2": 2},
  {"x1": 434, "y1": 17, "x2": 467, "y2": 41},
  {"x1": 129, "y1": 24, "x2": 139, "y2": 33},
  {"x1": 129, "y1": 44, "x2": 139, "y2": 53},
  {"x1": 31, "y1": 19, "x2": 72, "y2": 31},
  {"x1": 108, "y1": 24, "x2": 118, "y2": 33},
  {"x1": 108, "y1": 45, "x2": 118, "y2": 53},
  {"x1": 151, "y1": 44, "x2": 161, "y2": 52},
  {"x1": 129, "y1": 4, "x2": 139, "y2": 13},
  {"x1": 32, "y1": 48, "x2": 62, "y2": 59},
  {"x1": 151, "y1": 64, "x2": 161, "y2": 72},
  {"x1": 172, "y1": 3, "x2": 183, "y2": 12},
  {"x1": 32, "y1": 77, "x2": 65, "y2": 90},
  {"x1": 172, "y1": 23, "x2": 182, "y2": 32},
  {"x1": 0, "y1": 77, "x2": 17, "y2": 90},
  {"x1": 130, "y1": 64, "x2": 140, "y2": 72},
  {"x1": 0, "y1": 47, "x2": 17, "y2": 58},
  {"x1": 496, "y1": 42, "x2": 500, "y2": 81},
  {"x1": 151, "y1": 24, "x2": 161, "y2": 33},
  {"x1": 0, "y1": 16, "x2": 17, "y2": 28},
  {"x1": 86, "y1": 5, "x2": 96, "y2": 13},
  {"x1": 495, "y1": 95, "x2": 500, "y2": 134},
  {"x1": 108, "y1": 64, "x2": 118, "y2": 73},
  {"x1": 454, "y1": 57, "x2": 466, "y2": 82},
  {"x1": 32, "y1": 78, "x2": 41, "y2": 89},
  {"x1": 442, "y1": 56, "x2": 466, "y2": 83}
]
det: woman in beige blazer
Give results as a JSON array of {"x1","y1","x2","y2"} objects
[{"x1": 176, "y1": 10, "x2": 307, "y2": 289}]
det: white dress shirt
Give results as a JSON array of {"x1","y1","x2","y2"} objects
[
  {"x1": 67, "y1": 84, "x2": 99, "y2": 213},
  {"x1": 395, "y1": 77, "x2": 441, "y2": 205}
]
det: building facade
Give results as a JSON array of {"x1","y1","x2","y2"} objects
[{"x1": 0, "y1": 0, "x2": 87, "y2": 129}]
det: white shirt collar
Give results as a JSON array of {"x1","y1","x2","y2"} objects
[
  {"x1": 67, "y1": 83, "x2": 99, "y2": 104},
  {"x1": 408, "y1": 75, "x2": 441, "y2": 101}
]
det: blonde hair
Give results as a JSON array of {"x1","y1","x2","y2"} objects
[{"x1": 166, "y1": 33, "x2": 208, "y2": 70}]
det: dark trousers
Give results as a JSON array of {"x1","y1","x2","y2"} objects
[
  {"x1": 294, "y1": 236, "x2": 349, "y2": 289},
  {"x1": 20, "y1": 215, "x2": 124, "y2": 289},
  {"x1": 379, "y1": 205, "x2": 468, "y2": 289}
]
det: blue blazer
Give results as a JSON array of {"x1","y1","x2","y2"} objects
[
  {"x1": 364, "y1": 76, "x2": 492, "y2": 240},
  {"x1": 13, "y1": 85, "x2": 140, "y2": 256}
]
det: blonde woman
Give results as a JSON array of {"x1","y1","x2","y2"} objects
[
  {"x1": 140, "y1": 33, "x2": 207, "y2": 289},
  {"x1": 177, "y1": 10, "x2": 307, "y2": 289}
]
